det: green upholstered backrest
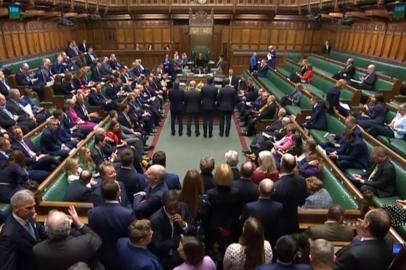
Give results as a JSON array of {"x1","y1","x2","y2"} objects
[
  {"x1": 326, "y1": 114, "x2": 346, "y2": 135},
  {"x1": 31, "y1": 133, "x2": 42, "y2": 150},
  {"x1": 323, "y1": 167, "x2": 359, "y2": 209},
  {"x1": 393, "y1": 162, "x2": 406, "y2": 199},
  {"x1": 1, "y1": 53, "x2": 58, "y2": 73},
  {"x1": 42, "y1": 173, "x2": 69, "y2": 201},
  {"x1": 385, "y1": 110, "x2": 396, "y2": 124},
  {"x1": 308, "y1": 56, "x2": 339, "y2": 75},
  {"x1": 287, "y1": 52, "x2": 302, "y2": 62}
]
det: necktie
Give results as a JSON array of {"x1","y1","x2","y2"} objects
[
  {"x1": 25, "y1": 221, "x2": 37, "y2": 240},
  {"x1": 21, "y1": 141, "x2": 36, "y2": 158}
]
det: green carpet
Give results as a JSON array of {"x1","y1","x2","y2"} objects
[{"x1": 152, "y1": 111, "x2": 246, "y2": 182}]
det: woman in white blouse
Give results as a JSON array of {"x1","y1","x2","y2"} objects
[{"x1": 223, "y1": 217, "x2": 273, "y2": 270}]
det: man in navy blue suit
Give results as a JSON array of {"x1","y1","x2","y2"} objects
[
  {"x1": 233, "y1": 161, "x2": 258, "y2": 205},
  {"x1": 150, "y1": 190, "x2": 196, "y2": 269},
  {"x1": 201, "y1": 76, "x2": 218, "y2": 138},
  {"x1": 0, "y1": 190, "x2": 47, "y2": 270},
  {"x1": 168, "y1": 79, "x2": 185, "y2": 136},
  {"x1": 258, "y1": 235, "x2": 311, "y2": 270},
  {"x1": 241, "y1": 179, "x2": 283, "y2": 247},
  {"x1": 133, "y1": 164, "x2": 168, "y2": 219},
  {"x1": 33, "y1": 58, "x2": 52, "y2": 100},
  {"x1": 39, "y1": 118, "x2": 70, "y2": 159},
  {"x1": 304, "y1": 96, "x2": 328, "y2": 131},
  {"x1": 64, "y1": 170, "x2": 93, "y2": 202},
  {"x1": 117, "y1": 219, "x2": 163, "y2": 270},
  {"x1": 218, "y1": 77, "x2": 237, "y2": 137},
  {"x1": 152, "y1": 151, "x2": 181, "y2": 190},
  {"x1": 89, "y1": 181, "x2": 135, "y2": 270},
  {"x1": 15, "y1": 63, "x2": 34, "y2": 87}
]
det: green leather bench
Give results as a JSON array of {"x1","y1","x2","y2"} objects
[
  {"x1": 1, "y1": 52, "x2": 58, "y2": 73},
  {"x1": 323, "y1": 167, "x2": 359, "y2": 209},
  {"x1": 309, "y1": 113, "x2": 346, "y2": 145},
  {"x1": 287, "y1": 52, "x2": 302, "y2": 62},
  {"x1": 42, "y1": 173, "x2": 69, "y2": 201},
  {"x1": 329, "y1": 50, "x2": 406, "y2": 82}
]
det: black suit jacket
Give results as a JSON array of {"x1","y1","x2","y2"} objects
[
  {"x1": 201, "y1": 84, "x2": 218, "y2": 111},
  {"x1": 0, "y1": 107, "x2": 17, "y2": 129},
  {"x1": 363, "y1": 72, "x2": 377, "y2": 89},
  {"x1": 342, "y1": 64, "x2": 355, "y2": 79},
  {"x1": 322, "y1": 44, "x2": 331, "y2": 54},
  {"x1": 6, "y1": 100, "x2": 30, "y2": 118},
  {"x1": 335, "y1": 239, "x2": 393, "y2": 270},
  {"x1": 11, "y1": 138, "x2": 39, "y2": 166},
  {"x1": 0, "y1": 214, "x2": 47, "y2": 270},
  {"x1": 233, "y1": 177, "x2": 258, "y2": 205},
  {"x1": 241, "y1": 198, "x2": 283, "y2": 246},
  {"x1": 64, "y1": 180, "x2": 93, "y2": 202},
  {"x1": 33, "y1": 225, "x2": 102, "y2": 270},
  {"x1": 308, "y1": 103, "x2": 328, "y2": 130},
  {"x1": 15, "y1": 71, "x2": 33, "y2": 86},
  {"x1": 134, "y1": 182, "x2": 168, "y2": 219},
  {"x1": 272, "y1": 173, "x2": 307, "y2": 235},
  {"x1": 116, "y1": 166, "x2": 147, "y2": 202},
  {"x1": 40, "y1": 127, "x2": 62, "y2": 155},
  {"x1": 367, "y1": 102, "x2": 387, "y2": 125},
  {"x1": 91, "y1": 180, "x2": 130, "y2": 208},
  {"x1": 169, "y1": 87, "x2": 185, "y2": 112},
  {"x1": 361, "y1": 158, "x2": 396, "y2": 197},
  {"x1": 88, "y1": 202, "x2": 135, "y2": 270},
  {"x1": 218, "y1": 85, "x2": 237, "y2": 112},
  {"x1": 0, "y1": 80, "x2": 11, "y2": 96},
  {"x1": 78, "y1": 43, "x2": 89, "y2": 53},
  {"x1": 185, "y1": 88, "x2": 201, "y2": 113}
]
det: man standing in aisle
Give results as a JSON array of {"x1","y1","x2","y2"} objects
[{"x1": 218, "y1": 77, "x2": 237, "y2": 137}]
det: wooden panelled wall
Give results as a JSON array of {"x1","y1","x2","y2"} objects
[
  {"x1": 0, "y1": 20, "x2": 87, "y2": 62},
  {"x1": 321, "y1": 22, "x2": 406, "y2": 64}
]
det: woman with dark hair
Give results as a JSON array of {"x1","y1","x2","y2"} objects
[
  {"x1": 174, "y1": 236, "x2": 216, "y2": 270},
  {"x1": 298, "y1": 64, "x2": 313, "y2": 84},
  {"x1": 223, "y1": 217, "x2": 273, "y2": 270},
  {"x1": 106, "y1": 119, "x2": 128, "y2": 148},
  {"x1": 61, "y1": 72, "x2": 76, "y2": 97},
  {"x1": 179, "y1": 170, "x2": 204, "y2": 219},
  {"x1": 0, "y1": 150, "x2": 29, "y2": 203},
  {"x1": 358, "y1": 93, "x2": 387, "y2": 130}
]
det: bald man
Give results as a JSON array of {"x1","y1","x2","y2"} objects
[
  {"x1": 272, "y1": 154, "x2": 307, "y2": 235},
  {"x1": 241, "y1": 179, "x2": 283, "y2": 247},
  {"x1": 350, "y1": 64, "x2": 377, "y2": 91},
  {"x1": 133, "y1": 164, "x2": 169, "y2": 219},
  {"x1": 33, "y1": 206, "x2": 102, "y2": 270}
]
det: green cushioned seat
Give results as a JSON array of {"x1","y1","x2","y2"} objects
[
  {"x1": 310, "y1": 114, "x2": 346, "y2": 144},
  {"x1": 1, "y1": 53, "x2": 58, "y2": 73},
  {"x1": 323, "y1": 167, "x2": 359, "y2": 209},
  {"x1": 257, "y1": 77, "x2": 286, "y2": 101},
  {"x1": 287, "y1": 52, "x2": 302, "y2": 62},
  {"x1": 31, "y1": 133, "x2": 42, "y2": 150},
  {"x1": 377, "y1": 136, "x2": 406, "y2": 159},
  {"x1": 42, "y1": 173, "x2": 69, "y2": 201},
  {"x1": 330, "y1": 50, "x2": 406, "y2": 82},
  {"x1": 0, "y1": 202, "x2": 11, "y2": 213},
  {"x1": 277, "y1": 62, "x2": 297, "y2": 77}
]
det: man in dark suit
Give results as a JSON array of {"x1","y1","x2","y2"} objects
[
  {"x1": 329, "y1": 131, "x2": 369, "y2": 170},
  {"x1": 304, "y1": 204, "x2": 354, "y2": 242},
  {"x1": 7, "y1": 89, "x2": 37, "y2": 125},
  {"x1": 33, "y1": 206, "x2": 103, "y2": 270},
  {"x1": 310, "y1": 239, "x2": 335, "y2": 270},
  {"x1": 168, "y1": 79, "x2": 185, "y2": 136},
  {"x1": 304, "y1": 96, "x2": 328, "y2": 131},
  {"x1": 91, "y1": 62, "x2": 103, "y2": 82},
  {"x1": 90, "y1": 134, "x2": 118, "y2": 168},
  {"x1": 335, "y1": 208, "x2": 393, "y2": 270},
  {"x1": 33, "y1": 58, "x2": 52, "y2": 100},
  {"x1": 225, "y1": 149, "x2": 240, "y2": 180},
  {"x1": 234, "y1": 161, "x2": 258, "y2": 205},
  {"x1": 86, "y1": 48, "x2": 98, "y2": 65},
  {"x1": 241, "y1": 179, "x2": 283, "y2": 247},
  {"x1": 0, "y1": 93, "x2": 36, "y2": 134},
  {"x1": 272, "y1": 154, "x2": 307, "y2": 235},
  {"x1": 150, "y1": 190, "x2": 196, "y2": 269},
  {"x1": 0, "y1": 70, "x2": 11, "y2": 96},
  {"x1": 15, "y1": 63, "x2": 34, "y2": 86},
  {"x1": 185, "y1": 81, "x2": 201, "y2": 137},
  {"x1": 78, "y1": 39, "x2": 89, "y2": 53},
  {"x1": 117, "y1": 219, "x2": 163, "y2": 270},
  {"x1": 333, "y1": 58, "x2": 355, "y2": 81},
  {"x1": 152, "y1": 151, "x2": 181, "y2": 190},
  {"x1": 326, "y1": 79, "x2": 349, "y2": 116},
  {"x1": 218, "y1": 77, "x2": 237, "y2": 137},
  {"x1": 133, "y1": 164, "x2": 168, "y2": 219},
  {"x1": 226, "y1": 68, "x2": 240, "y2": 90},
  {"x1": 357, "y1": 94, "x2": 387, "y2": 129},
  {"x1": 350, "y1": 64, "x2": 377, "y2": 91},
  {"x1": 255, "y1": 59, "x2": 269, "y2": 77},
  {"x1": 64, "y1": 170, "x2": 93, "y2": 202},
  {"x1": 321, "y1": 40, "x2": 331, "y2": 54},
  {"x1": 0, "y1": 190, "x2": 47, "y2": 270},
  {"x1": 351, "y1": 146, "x2": 395, "y2": 198},
  {"x1": 91, "y1": 161, "x2": 130, "y2": 208},
  {"x1": 200, "y1": 155, "x2": 216, "y2": 192},
  {"x1": 40, "y1": 118, "x2": 70, "y2": 159},
  {"x1": 89, "y1": 181, "x2": 135, "y2": 270},
  {"x1": 117, "y1": 149, "x2": 147, "y2": 202},
  {"x1": 201, "y1": 76, "x2": 218, "y2": 138}
]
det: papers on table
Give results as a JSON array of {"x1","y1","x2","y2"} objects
[{"x1": 339, "y1": 102, "x2": 351, "y2": 111}]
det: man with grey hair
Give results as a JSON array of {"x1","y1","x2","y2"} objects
[
  {"x1": 16, "y1": 62, "x2": 34, "y2": 86},
  {"x1": 309, "y1": 239, "x2": 335, "y2": 270},
  {"x1": 0, "y1": 189, "x2": 47, "y2": 270},
  {"x1": 225, "y1": 150, "x2": 240, "y2": 179},
  {"x1": 185, "y1": 80, "x2": 201, "y2": 137},
  {"x1": 33, "y1": 58, "x2": 52, "y2": 100},
  {"x1": 350, "y1": 64, "x2": 377, "y2": 91},
  {"x1": 33, "y1": 206, "x2": 103, "y2": 270},
  {"x1": 133, "y1": 164, "x2": 168, "y2": 219},
  {"x1": 200, "y1": 155, "x2": 215, "y2": 191}
]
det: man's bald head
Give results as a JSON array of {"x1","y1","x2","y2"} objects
[
  {"x1": 145, "y1": 164, "x2": 166, "y2": 186},
  {"x1": 259, "y1": 179, "x2": 274, "y2": 198},
  {"x1": 46, "y1": 210, "x2": 71, "y2": 239},
  {"x1": 94, "y1": 127, "x2": 106, "y2": 137},
  {"x1": 240, "y1": 161, "x2": 255, "y2": 178},
  {"x1": 280, "y1": 153, "x2": 296, "y2": 173}
]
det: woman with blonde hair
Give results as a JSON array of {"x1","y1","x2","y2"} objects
[
  {"x1": 205, "y1": 164, "x2": 241, "y2": 255},
  {"x1": 302, "y1": 176, "x2": 333, "y2": 209},
  {"x1": 251, "y1": 150, "x2": 279, "y2": 184},
  {"x1": 79, "y1": 147, "x2": 96, "y2": 173},
  {"x1": 179, "y1": 170, "x2": 204, "y2": 219},
  {"x1": 223, "y1": 217, "x2": 272, "y2": 270},
  {"x1": 65, "y1": 158, "x2": 82, "y2": 184}
]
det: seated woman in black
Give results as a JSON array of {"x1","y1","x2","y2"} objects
[
  {"x1": 60, "y1": 72, "x2": 77, "y2": 97},
  {"x1": 0, "y1": 150, "x2": 29, "y2": 203}
]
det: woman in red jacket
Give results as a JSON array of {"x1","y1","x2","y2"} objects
[{"x1": 299, "y1": 64, "x2": 314, "y2": 83}]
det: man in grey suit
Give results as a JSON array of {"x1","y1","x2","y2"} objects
[
  {"x1": 33, "y1": 206, "x2": 103, "y2": 270},
  {"x1": 218, "y1": 77, "x2": 237, "y2": 137},
  {"x1": 185, "y1": 81, "x2": 201, "y2": 137},
  {"x1": 304, "y1": 204, "x2": 354, "y2": 242},
  {"x1": 201, "y1": 76, "x2": 218, "y2": 138}
]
